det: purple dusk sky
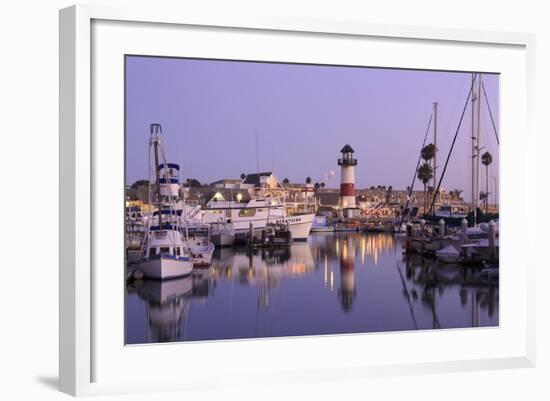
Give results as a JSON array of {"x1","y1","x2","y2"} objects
[{"x1": 125, "y1": 56, "x2": 499, "y2": 199}]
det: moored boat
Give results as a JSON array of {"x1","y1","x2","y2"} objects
[
  {"x1": 137, "y1": 124, "x2": 195, "y2": 280},
  {"x1": 310, "y1": 215, "x2": 335, "y2": 233}
]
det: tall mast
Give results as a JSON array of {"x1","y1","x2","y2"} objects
[
  {"x1": 151, "y1": 123, "x2": 162, "y2": 227},
  {"x1": 470, "y1": 73, "x2": 477, "y2": 225},
  {"x1": 475, "y1": 74, "x2": 482, "y2": 223},
  {"x1": 432, "y1": 101, "x2": 438, "y2": 192}
]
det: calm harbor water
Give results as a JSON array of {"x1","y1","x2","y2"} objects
[{"x1": 125, "y1": 232, "x2": 498, "y2": 344}]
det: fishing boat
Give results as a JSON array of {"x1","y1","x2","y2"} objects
[
  {"x1": 138, "y1": 124, "x2": 194, "y2": 280},
  {"x1": 140, "y1": 223, "x2": 194, "y2": 279}
]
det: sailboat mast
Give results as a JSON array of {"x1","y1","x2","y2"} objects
[
  {"x1": 470, "y1": 73, "x2": 477, "y2": 225},
  {"x1": 433, "y1": 101, "x2": 438, "y2": 193},
  {"x1": 475, "y1": 74, "x2": 483, "y2": 222}
]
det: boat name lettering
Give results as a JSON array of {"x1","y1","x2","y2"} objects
[{"x1": 275, "y1": 217, "x2": 301, "y2": 224}]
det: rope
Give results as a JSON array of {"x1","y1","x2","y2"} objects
[
  {"x1": 482, "y1": 81, "x2": 500, "y2": 146},
  {"x1": 428, "y1": 74, "x2": 476, "y2": 214},
  {"x1": 398, "y1": 111, "x2": 433, "y2": 228}
]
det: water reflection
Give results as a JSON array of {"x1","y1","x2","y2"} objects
[
  {"x1": 338, "y1": 237, "x2": 356, "y2": 312},
  {"x1": 129, "y1": 277, "x2": 193, "y2": 343},
  {"x1": 126, "y1": 232, "x2": 499, "y2": 344}
]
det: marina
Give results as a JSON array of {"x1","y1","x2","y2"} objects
[
  {"x1": 125, "y1": 56, "x2": 499, "y2": 343},
  {"x1": 126, "y1": 232, "x2": 498, "y2": 344}
]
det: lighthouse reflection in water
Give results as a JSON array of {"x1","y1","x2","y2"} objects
[{"x1": 126, "y1": 233, "x2": 499, "y2": 344}]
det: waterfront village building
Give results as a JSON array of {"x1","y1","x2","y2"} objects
[
  {"x1": 127, "y1": 172, "x2": 465, "y2": 216},
  {"x1": 180, "y1": 172, "x2": 315, "y2": 214}
]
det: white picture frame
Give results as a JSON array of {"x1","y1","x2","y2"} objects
[{"x1": 59, "y1": 4, "x2": 536, "y2": 397}]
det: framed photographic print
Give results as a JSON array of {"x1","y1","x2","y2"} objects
[{"x1": 59, "y1": 4, "x2": 536, "y2": 396}]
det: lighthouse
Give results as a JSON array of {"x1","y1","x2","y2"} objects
[{"x1": 338, "y1": 144, "x2": 357, "y2": 209}]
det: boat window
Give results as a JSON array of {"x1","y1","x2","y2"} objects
[
  {"x1": 160, "y1": 247, "x2": 170, "y2": 254},
  {"x1": 238, "y1": 208, "x2": 256, "y2": 217},
  {"x1": 149, "y1": 248, "x2": 157, "y2": 256},
  {"x1": 175, "y1": 247, "x2": 180, "y2": 256}
]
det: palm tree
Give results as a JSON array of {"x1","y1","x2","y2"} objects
[
  {"x1": 385, "y1": 185, "x2": 393, "y2": 204},
  {"x1": 320, "y1": 182, "x2": 326, "y2": 188},
  {"x1": 417, "y1": 162, "x2": 433, "y2": 213},
  {"x1": 240, "y1": 173, "x2": 246, "y2": 180},
  {"x1": 451, "y1": 188, "x2": 463, "y2": 201},
  {"x1": 421, "y1": 143, "x2": 437, "y2": 200},
  {"x1": 481, "y1": 151, "x2": 493, "y2": 213},
  {"x1": 305, "y1": 176, "x2": 312, "y2": 184},
  {"x1": 282, "y1": 177, "x2": 289, "y2": 184},
  {"x1": 421, "y1": 143, "x2": 436, "y2": 163}
]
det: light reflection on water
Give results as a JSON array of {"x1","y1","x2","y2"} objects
[{"x1": 126, "y1": 232, "x2": 499, "y2": 344}]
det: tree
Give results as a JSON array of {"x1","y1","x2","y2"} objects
[
  {"x1": 314, "y1": 182, "x2": 320, "y2": 190},
  {"x1": 421, "y1": 143, "x2": 437, "y2": 201},
  {"x1": 282, "y1": 177, "x2": 289, "y2": 184},
  {"x1": 305, "y1": 176, "x2": 312, "y2": 184},
  {"x1": 479, "y1": 191, "x2": 488, "y2": 203},
  {"x1": 320, "y1": 182, "x2": 326, "y2": 188},
  {"x1": 421, "y1": 143, "x2": 436, "y2": 162},
  {"x1": 186, "y1": 178, "x2": 202, "y2": 187},
  {"x1": 385, "y1": 185, "x2": 393, "y2": 204},
  {"x1": 240, "y1": 173, "x2": 246, "y2": 180},
  {"x1": 451, "y1": 188, "x2": 463, "y2": 201},
  {"x1": 481, "y1": 151, "x2": 493, "y2": 213},
  {"x1": 417, "y1": 162, "x2": 434, "y2": 213},
  {"x1": 130, "y1": 179, "x2": 149, "y2": 189}
]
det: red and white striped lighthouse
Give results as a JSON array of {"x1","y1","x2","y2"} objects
[{"x1": 338, "y1": 144, "x2": 357, "y2": 208}]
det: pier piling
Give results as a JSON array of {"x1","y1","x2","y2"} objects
[
  {"x1": 461, "y1": 218, "x2": 468, "y2": 243},
  {"x1": 488, "y1": 220, "x2": 496, "y2": 262},
  {"x1": 439, "y1": 219, "x2": 446, "y2": 238}
]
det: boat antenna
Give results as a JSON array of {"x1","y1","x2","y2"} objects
[{"x1": 428, "y1": 74, "x2": 476, "y2": 214}]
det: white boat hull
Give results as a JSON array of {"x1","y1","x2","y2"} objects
[
  {"x1": 139, "y1": 255, "x2": 193, "y2": 280},
  {"x1": 211, "y1": 233, "x2": 235, "y2": 247},
  {"x1": 189, "y1": 242, "x2": 215, "y2": 266},
  {"x1": 271, "y1": 213, "x2": 315, "y2": 240}
]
